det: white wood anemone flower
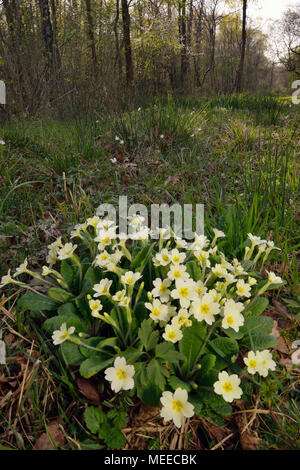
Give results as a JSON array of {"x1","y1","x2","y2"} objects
[
  {"x1": 160, "y1": 388, "x2": 194, "y2": 428},
  {"x1": 104, "y1": 356, "x2": 135, "y2": 393}
]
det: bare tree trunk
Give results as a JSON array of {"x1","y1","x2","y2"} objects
[
  {"x1": 121, "y1": 0, "x2": 133, "y2": 85},
  {"x1": 179, "y1": 0, "x2": 188, "y2": 88},
  {"x1": 85, "y1": 0, "x2": 98, "y2": 79},
  {"x1": 235, "y1": 0, "x2": 247, "y2": 92},
  {"x1": 113, "y1": 0, "x2": 122, "y2": 79},
  {"x1": 38, "y1": 0, "x2": 55, "y2": 77}
]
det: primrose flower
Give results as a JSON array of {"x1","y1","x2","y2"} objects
[
  {"x1": 222, "y1": 299, "x2": 245, "y2": 332},
  {"x1": 112, "y1": 290, "x2": 129, "y2": 307},
  {"x1": 256, "y1": 350, "x2": 276, "y2": 377},
  {"x1": 0, "y1": 270, "x2": 15, "y2": 288},
  {"x1": 236, "y1": 279, "x2": 251, "y2": 298},
  {"x1": 70, "y1": 223, "x2": 87, "y2": 239},
  {"x1": 52, "y1": 323, "x2": 75, "y2": 345},
  {"x1": 191, "y1": 293, "x2": 220, "y2": 325},
  {"x1": 128, "y1": 215, "x2": 145, "y2": 227},
  {"x1": 266, "y1": 271, "x2": 283, "y2": 285},
  {"x1": 104, "y1": 357, "x2": 135, "y2": 393},
  {"x1": 95, "y1": 228, "x2": 116, "y2": 248},
  {"x1": 213, "y1": 371, "x2": 243, "y2": 403},
  {"x1": 145, "y1": 299, "x2": 169, "y2": 323},
  {"x1": 13, "y1": 258, "x2": 29, "y2": 277},
  {"x1": 162, "y1": 324, "x2": 183, "y2": 343},
  {"x1": 191, "y1": 234, "x2": 209, "y2": 250},
  {"x1": 170, "y1": 249, "x2": 186, "y2": 265},
  {"x1": 94, "y1": 251, "x2": 111, "y2": 268},
  {"x1": 151, "y1": 278, "x2": 171, "y2": 303},
  {"x1": 41, "y1": 266, "x2": 52, "y2": 276},
  {"x1": 248, "y1": 277, "x2": 257, "y2": 286},
  {"x1": 89, "y1": 298, "x2": 103, "y2": 315},
  {"x1": 171, "y1": 308, "x2": 191, "y2": 328},
  {"x1": 194, "y1": 280, "x2": 207, "y2": 297},
  {"x1": 244, "y1": 351, "x2": 260, "y2": 375},
  {"x1": 174, "y1": 236, "x2": 188, "y2": 249},
  {"x1": 247, "y1": 233, "x2": 264, "y2": 246},
  {"x1": 154, "y1": 248, "x2": 171, "y2": 267},
  {"x1": 212, "y1": 228, "x2": 225, "y2": 240},
  {"x1": 167, "y1": 264, "x2": 190, "y2": 282},
  {"x1": 93, "y1": 278, "x2": 113, "y2": 297},
  {"x1": 86, "y1": 216, "x2": 100, "y2": 228},
  {"x1": 193, "y1": 250, "x2": 210, "y2": 267},
  {"x1": 160, "y1": 388, "x2": 194, "y2": 428},
  {"x1": 121, "y1": 271, "x2": 142, "y2": 286},
  {"x1": 57, "y1": 243, "x2": 77, "y2": 260},
  {"x1": 171, "y1": 279, "x2": 198, "y2": 308},
  {"x1": 96, "y1": 219, "x2": 116, "y2": 231},
  {"x1": 212, "y1": 264, "x2": 228, "y2": 278}
]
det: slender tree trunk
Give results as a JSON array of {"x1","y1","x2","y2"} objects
[
  {"x1": 179, "y1": 0, "x2": 188, "y2": 88},
  {"x1": 121, "y1": 0, "x2": 133, "y2": 85},
  {"x1": 38, "y1": 0, "x2": 54, "y2": 77},
  {"x1": 85, "y1": 0, "x2": 98, "y2": 79},
  {"x1": 235, "y1": 0, "x2": 247, "y2": 92},
  {"x1": 113, "y1": 0, "x2": 122, "y2": 79}
]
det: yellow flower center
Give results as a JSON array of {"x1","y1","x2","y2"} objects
[
  {"x1": 222, "y1": 382, "x2": 233, "y2": 392},
  {"x1": 173, "y1": 255, "x2": 180, "y2": 262},
  {"x1": 160, "y1": 285, "x2": 168, "y2": 293},
  {"x1": 179, "y1": 287, "x2": 189, "y2": 298},
  {"x1": 200, "y1": 304, "x2": 210, "y2": 314},
  {"x1": 61, "y1": 332, "x2": 68, "y2": 339},
  {"x1": 227, "y1": 315, "x2": 234, "y2": 325},
  {"x1": 126, "y1": 277, "x2": 133, "y2": 284},
  {"x1": 153, "y1": 308, "x2": 160, "y2": 317},
  {"x1": 168, "y1": 331, "x2": 176, "y2": 340},
  {"x1": 249, "y1": 360, "x2": 256, "y2": 368},
  {"x1": 162, "y1": 255, "x2": 169, "y2": 262},
  {"x1": 101, "y1": 254, "x2": 108, "y2": 260},
  {"x1": 178, "y1": 316, "x2": 185, "y2": 324},
  {"x1": 174, "y1": 271, "x2": 181, "y2": 278},
  {"x1": 238, "y1": 287, "x2": 244, "y2": 293},
  {"x1": 172, "y1": 400, "x2": 183, "y2": 412},
  {"x1": 196, "y1": 288, "x2": 203, "y2": 294},
  {"x1": 116, "y1": 369, "x2": 127, "y2": 380},
  {"x1": 102, "y1": 237, "x2": 110, "y2": 244}
]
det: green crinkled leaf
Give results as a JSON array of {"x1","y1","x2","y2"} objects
[
  {"x1": 207, "y1": 337, "x2": 239, "y2": 370},
  {"x1": 84, "y1": 406, "x2": 106, "y2": 434},
  {"x1": 80, "y1": 355, "x2": 113, "y2": 378},
  {"x1": 168, "y1": 375, "x2": 192, "y2": 392},
  {"x1": 43, "y1": 313, "x2": 86, "y2": 334},
  {"x1": 131, "y1": 243, "x2": 155, "y2": 271},
  {"x1": 195, "y1": 389, "x2": 232, "y2": 416},
  {"x1": 57, "y1": 302, "x2": 78, "y2": 316},
  {"x1": 148, "y1": 358, "x2": 168, "y2": 391},
  {"x1": 47, "y1": 287, "x2": 74, "y2": 303},
  {"x1": 244, "y1": 297, "x2": 269, "y2": 317},
  {"x1": 241, "y1": 316, "x2": 277, "y2": 351},
  {"x1": 61, "y1": 259, "x2": 76, "y2": 289},
  {"x1": 119, "y1": 347, "x2": 143, "y2": 364},
  {"x1": 107, "y1": 409, "x2": 128, "y2": 430},
  {"x1": 75, "y1": 278, "x2": 92, "y2": 300},
  {"x1": 155, "y1": 342, "x2": 184, "y2": 363},
  {"x1": 186, "y1": 260, "x2": 202, "y2": 281},
  {"x1": 103, "y1": 428, "x2": 126, "y2": 450},
  {"x1": 135, "y1": 364, "x2": 162, "y2": 407},
  {"x1": 17, "y1": 290, "x2": 58, "y2": 312},
  {"x1": 60, "y1": 341, "x2": 85, "y2": 366},
  {"x1": 198, "y1": 354, "x2": 216, "y2": 376},
  {"x1": 138, "y1": 319, "x2": 159, "y2": 351},
  {"x1": 180, "y1": 319, "x2": 207, "y2": 372},
  {"x1": 79, "y1": 337, "x2": 105, "y2": 358}
]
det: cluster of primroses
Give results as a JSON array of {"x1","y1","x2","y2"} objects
[{"x1": 1, "y1": 215, "x2": 282, "y2": 428}]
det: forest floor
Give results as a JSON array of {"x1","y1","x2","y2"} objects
[{"x1": 0, "y1": 94, "x2": 299, "y2": 450}]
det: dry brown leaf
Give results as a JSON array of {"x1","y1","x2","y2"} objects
[
  {"x1": 34, "y1": 420, "x2": 65, "y2": 450},
  {"x1": 77, "y1": 377, "x2": 100, "y2": 402},
  {"x1": 271, "y1": 321, "x2": 290, "y2": 354}
]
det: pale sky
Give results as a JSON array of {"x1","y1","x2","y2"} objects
[{"x1": 247, "y1": 0, "x2": 299, "y2": 30}]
